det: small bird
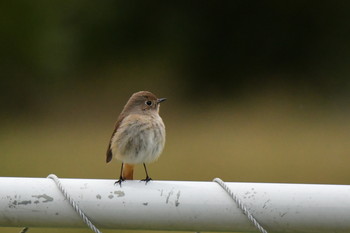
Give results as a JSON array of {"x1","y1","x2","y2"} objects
[{"x1": 106, "y1": 91, "x2": 166, "y2": 186}]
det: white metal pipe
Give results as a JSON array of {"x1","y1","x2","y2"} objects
[{"x1": 0, "y1": 177, "x2": 350, "y2": 232}]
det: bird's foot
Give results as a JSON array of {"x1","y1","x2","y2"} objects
[
  {"x1": 114, "y1": 176, "x2": 125, "y2": 187},
  {"x1": 141, "y1": 176, "x2": 152, "y2": 184}
]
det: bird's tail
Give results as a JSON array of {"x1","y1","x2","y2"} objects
[{"x1": 122, "y1": 163, "x2": 135, "y2": 180}]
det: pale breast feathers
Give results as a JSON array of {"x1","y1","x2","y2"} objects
[{"x1": 110, "y1": 114, "x2": 165, "y2": 164}]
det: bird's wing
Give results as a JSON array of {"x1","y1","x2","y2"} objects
[{"x1": 106, "y1": 114, "x2": 124, "y2": 163}]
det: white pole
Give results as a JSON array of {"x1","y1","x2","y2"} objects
[{"x1": 0, "y1": 177, "x2": 350, "y2": 232}]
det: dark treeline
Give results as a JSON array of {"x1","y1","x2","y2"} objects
[{"x1": 1, "y1": 1, "x2": 350, "y2": 113}]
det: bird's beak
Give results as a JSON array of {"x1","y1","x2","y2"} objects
[{"x1": 157, "y1": 98, "x2": 167, "y2": 103}]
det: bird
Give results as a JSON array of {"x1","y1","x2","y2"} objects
[{"x1": 106, "y1": 91, "x2": 166, "y2": 186}]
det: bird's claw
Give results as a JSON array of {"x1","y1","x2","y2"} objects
[
  {"x1": 141, "y1": 176, "x2": 152, "y2": 184},
  {"x1": 114, "y1": 177, "x2": 125, "y2": 187}
]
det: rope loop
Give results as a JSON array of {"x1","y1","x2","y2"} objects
[
  {"x1": 20, "y1": 174, "x2": 102, "y2": 233},
  {"x1": 213, "y1": 178, "x2": 268, "y2": 233},
  {"x1": 47, "y1": 174, "x2": 102, "y2": 233}
]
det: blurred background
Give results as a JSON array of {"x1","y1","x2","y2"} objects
[{"x1": 1, "y1": 1, "x2": 350, "y2": 233}]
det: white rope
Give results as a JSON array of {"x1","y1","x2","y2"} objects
[
  {"x1": 19, "y1": 227, "x2": 28, "y2": 233},
  {"x1": 213, "y1": 178, "x2": 268, "y2": 233},
  {"x1": 47, "y1": 174, "x2": 102, "y2": 233},
  {"x1": 20, "y1": 174, "x2": 102, "y2": 233}
]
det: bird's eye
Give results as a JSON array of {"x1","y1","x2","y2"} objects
[{"x1": 146, "y1": 100, "x2": 152, "y2": 106}]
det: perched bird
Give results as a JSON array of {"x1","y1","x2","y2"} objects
[{"x1": 106, "y1": 91, "x2": 166, "y2": 186}]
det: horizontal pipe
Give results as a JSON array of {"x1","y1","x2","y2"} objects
[{"x1": 0, "y1": 177, "x2": 350, "y2": 232}]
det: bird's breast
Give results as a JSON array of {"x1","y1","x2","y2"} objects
[{"x1": 111, "y1": 114, "x2": 165, "y2": 164}]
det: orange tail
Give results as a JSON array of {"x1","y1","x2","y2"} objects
[{"x1": 122, "y1": 163, "x2": 135, "y2": 180}]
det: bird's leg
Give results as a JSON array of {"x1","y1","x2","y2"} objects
[
  {"x1": 141, "y1": 163, "x2": 152, "y2": 184},
  {"x1": 115, "y1": 163, "x2": 125, "y2": 187}
]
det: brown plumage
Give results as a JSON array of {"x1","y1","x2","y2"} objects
[{"x1": 106, "y1": 91, "x2": 166, "y2": 185}]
